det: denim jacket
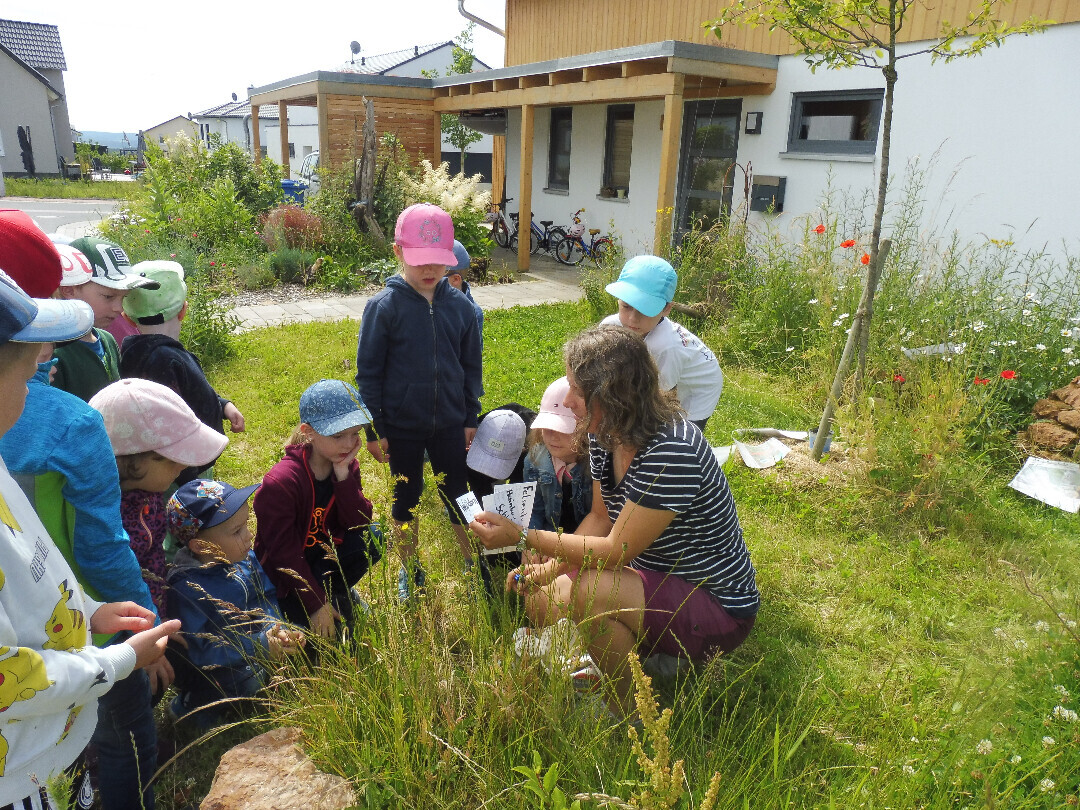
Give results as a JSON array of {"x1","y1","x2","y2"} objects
[{"x1": 523, "y1": 447, "x2": 592, "y2": 532}]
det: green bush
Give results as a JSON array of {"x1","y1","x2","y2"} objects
[{"x1": 178, "y1": 274, "x2": 239, "y2": 366}]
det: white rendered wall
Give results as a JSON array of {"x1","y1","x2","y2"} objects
[
  {"x1": 199, "y1": 107, "x2": 319, "y2": 176},
  {"x1": 731, "y1": 21, "x2": 1080, "y2": 261},
  {"x1": 504, "y1": 100, "x2": 664, "y2": 256},
  {"x1": 0, "y1": 50, "x2": 62, "y2": 176}
]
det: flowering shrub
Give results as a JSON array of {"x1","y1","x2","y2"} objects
[{"x1": 401, "y1": 159, "x2": 492, "y2": 259}]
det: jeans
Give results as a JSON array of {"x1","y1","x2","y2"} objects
[{"x1": 91, "y1": 667, "x2": 156, "y2": 810}]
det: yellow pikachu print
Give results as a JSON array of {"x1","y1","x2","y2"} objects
[{"x1": 42, "y1": 580, "x2": 87, "y2": 651}]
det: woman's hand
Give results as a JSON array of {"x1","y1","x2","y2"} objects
[
  {"x1": 506, "y1": 560, "x2": 564, "y2": 594},
  {"x1": 469, "y1": 511, "x2": 520, "y2": 551},
  {"x1": 309, "y1": 603, "x2": 340, "y2": 640},
  {"x1": 90, "y1": 601, "x2": 156, "y2": 635}
]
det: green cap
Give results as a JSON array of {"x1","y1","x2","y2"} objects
[{"x1": 122, "y1": 261, "x2": 187, "y2": 324}]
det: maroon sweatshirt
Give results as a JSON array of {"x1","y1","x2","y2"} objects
[{"x1": 252, "y1": 444, "x2": 373, "y2": 615}]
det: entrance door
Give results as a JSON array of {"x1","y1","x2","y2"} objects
[{"x1": 674, "y1": 99, "x2": 742, "y2": 235}]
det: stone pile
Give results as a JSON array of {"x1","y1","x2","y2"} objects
[{"x1": 1027, "y1": 376, "x2": 1080, "y2": 456}]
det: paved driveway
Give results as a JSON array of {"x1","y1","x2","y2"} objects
[{"x1": 1, "y1": 197, "x2": 115, "y2": 239}]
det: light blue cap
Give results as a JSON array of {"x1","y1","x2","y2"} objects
[
  {"x1": 299, "y1": 379, "x2": 371, "y2": 435},
  {"x1": 605, "y1": 255, "x2": 678, "y2": 318},
  {"x1": 448, "y1": 240, "x2": 471, "y2": 274}
]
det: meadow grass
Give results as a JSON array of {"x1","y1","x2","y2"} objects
[
  {"x1": 4, "y1": 177, "x2": 141, "y2": 200},
  {"x1": 152, "y1": 300, "x2": 1080, "y2": 809}
]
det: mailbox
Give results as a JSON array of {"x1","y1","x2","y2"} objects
[{"x1": 750, "y1": 175, "x2": 786, "y2": 213}]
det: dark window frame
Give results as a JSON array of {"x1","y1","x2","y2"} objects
[
  {"x1": 787, "y1": 89, "x2": 884, "y2": 155},
  {"x1": 547, "y1": 107, "x2": 572, "y2": 191},
  {"x1": 603, "y1": 104, "x2": 635, "y2": 193},
  {"x1": 288, "y1": 142, "x2": 296, "y2": 159}
]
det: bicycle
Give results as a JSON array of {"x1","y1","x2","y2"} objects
[
  {"x1": 485, "y1": 196, "x2": 513, "y2": 249},
  {"x1": 510, "y1": 215, "x2": 567, "y2": 256},
  {"x1": 555, "y1": 209, "x2": 615, "y2": 267}
]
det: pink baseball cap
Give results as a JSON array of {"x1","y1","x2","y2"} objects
[
  {"x1": 394, "y1": 203, "x2": 456, "y2": 266},
  {"x1": 531, "y1": 377, "x2": 578, "y2": 435},
  {"x1": 89, "y1": 378, "x2": 229, "y2": 466},
  {"x1": 56, "y1": 244, "x2": 95, "y2": 287}
]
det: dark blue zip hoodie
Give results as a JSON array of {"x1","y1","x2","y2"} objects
[{"x1": 355, "y1": 275, "x2": 482, "y2": 440}]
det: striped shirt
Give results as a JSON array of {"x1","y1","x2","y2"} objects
[{"x1": 590, "y1": 420, "x2": 759, "y2": 616}]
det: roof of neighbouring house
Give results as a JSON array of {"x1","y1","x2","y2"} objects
[
  {"x1": 338, "y1": 41, "x2": 490, "y2": 75},
  {"x1": 0, "y1": 18, "x2": 66, "y2": 70},
  {"x1": 195, "y1": 99, "x2": 279, "y2": 120}
]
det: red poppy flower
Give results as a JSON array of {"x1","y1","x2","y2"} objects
[
  {"x1": 840, "y1": 239, "x2": 856, "y2": 248},
  {"x1": 1000, "y1": 369, "x2": 1017, "y2": 379},
  {"x1": 893, "y1": 374, "x2": 905, "y2": 383},
  {"x1": 973, "y1": 377, "x2": 989, "y2": 385},
  {"x1": 860, "y1": 253, "x2": 870, "y2": 265},
  {"x1": 814, "y1": 224, "x2": 826, "y2": 234},
  {"x1": 209, "y1": 261, "x2": 216, "y2": 267}
]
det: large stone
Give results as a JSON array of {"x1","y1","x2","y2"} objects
[
  {"x1": 200, "y1": 727, "x2": 355, "y2": 810},
  {"x1": 1033, "y1": 397, "x2": 1070, "y2": 418},
  {"x1": 1049, "y1": 378, "x2": 1080, "y2": 409},
  {"x1": 1028, "y1": 420, "x2": 1079, "y2": 451},
  {"x1": 1057, "y1": 410, "x2": 1080, "y2": 431}
]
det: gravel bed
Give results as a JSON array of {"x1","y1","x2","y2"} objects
[{"x1": 215, "y1": 283, "x2": 380, "y2": 308}]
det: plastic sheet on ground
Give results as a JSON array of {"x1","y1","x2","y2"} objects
[{"x1": 1008, "y1": 456, "x2": 1080, "y2": 513}]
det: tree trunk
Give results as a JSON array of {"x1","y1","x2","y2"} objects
[{"x1": 351, "y1": 97, "x2": 385, "y2": 244}]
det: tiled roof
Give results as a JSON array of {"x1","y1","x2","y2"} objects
[
  {"x1": 337, "y1": 42, "x2": 449, "y2": 75},
  {"x1": 0, "y1": 19, "x2": 66, "y2": 70},
  {"x1": 194, "y1": 99, "x2": 279, "y2": 120}
]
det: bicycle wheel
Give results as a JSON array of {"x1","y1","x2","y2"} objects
[
  {"x1": 509, "y1": 233, "x2": 519, "y2": 254},
  {"x1": 591, "y1": 237, "x2": 615, "y2": 268},
  {"x1": 529, "y1": 229, "x2": 540, "y2": 255},
  {"x1": 556, "y1": 235, "x2": 585, "y2": 265},
  {"x1": 493, "y1": 219, "x2": 510, "y2": 248},
  {"x1": 546, "y1": 227, "x2": 567, "y2": 255}
]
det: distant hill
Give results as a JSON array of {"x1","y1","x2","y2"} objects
[{"x1": 77, "y1": 131, "x2": 136, "y2": 151}]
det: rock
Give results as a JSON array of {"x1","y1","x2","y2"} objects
[
  {"x1": 200, "y1": 727, "x2": 355, "y2": 810},
  {"x1": 1028, "y1": 420, "x2": 1079, "y2": 451},
  {"x1": 1033, "y1": 397, "x2": 1070, "y2": 418},
  {"x1": 1049, "y1": 378, "x2": 1080, "y2": 409},
  {"x1": 1057, "y1": 410, "x2": 1080, "y2": 430}
]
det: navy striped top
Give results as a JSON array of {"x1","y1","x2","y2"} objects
[{"x1": 590, "y1": 420, "x2": 759, "y2": 616}]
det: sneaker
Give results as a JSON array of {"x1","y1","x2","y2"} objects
[
  {"x1": 397, "y1": 561, "x2": 427, "y2": 602},
  {"x1": 570, "y1": 660, "x2": 603, "y2": 694}
]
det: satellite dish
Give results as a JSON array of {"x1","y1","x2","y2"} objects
[
  {"x1": 350, "y1": 41, "x2": 361, "y2": 55},
  {"x1": 231, "y1": 92, "x2": 238, "y2": 102}
]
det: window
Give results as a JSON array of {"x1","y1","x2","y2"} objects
[
  {"x1": 260, "y1": 145, "x2": 268, "y2": 158},
  {"x1": 603, "y1": 105, "x2": 634, "y2": 194},
  {"x1": 547, "y1": 107, "x2": 572, "y2": 191},
  {"x1": 288, "y1": 142, "x2": 295, "y2": 158},
  {"x1": 303, "y1": 145, "x2": 313, "y2": 157},
  {"x1": 787, "y1": 90, "x2": 883, "y2": 155}
]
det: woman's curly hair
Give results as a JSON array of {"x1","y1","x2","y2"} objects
[{"x1": 564, "y1": 325, "x2": 683, "y2": 451}]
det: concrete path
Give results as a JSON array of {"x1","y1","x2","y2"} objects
[{"x1": 232, "y1": 250, "x2": 584, "y2": 332}]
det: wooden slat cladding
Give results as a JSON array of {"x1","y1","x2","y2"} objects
[
  {"x1": 324, "y1": 95, "x2": 437, "y2": 168},
  {"x1": 506, "y1": 0, "x2": 1076, "y2": 63}
]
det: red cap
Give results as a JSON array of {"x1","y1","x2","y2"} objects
[
  {"x1": 394, "y1": 203, "x2": 456, "y2": 266},
  {"x1": 0, "y1": 210, "x2": 62, "y2": 298}
]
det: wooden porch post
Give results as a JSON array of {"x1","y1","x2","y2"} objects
[
  {"x1": 518, "y1": 104, "x2": 534, "y2": 272},
  {"x1": 317, "y1": 92, "x2": 330, "y2": 166},
  {"x1": 251, "y1": 105, "x2": 261, "y2": 163},
  {"x1": 654, "y1": 75, "x2": 685, "y2": 252},
  {"x1": 278, "y1": 101, "x2": 290, "y2": 177},
  {"x1": 433, "y1": 111, "x2": 443, "y2": 164},
  {"x1": 492, "y1": 134, "x2": 506, "y2": 206}
]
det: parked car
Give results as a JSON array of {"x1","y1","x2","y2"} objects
[{"x1": 298, "y1": 151, "x2": 320, "y2": 196}]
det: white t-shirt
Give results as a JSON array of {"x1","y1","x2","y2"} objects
[
  {"x1": 602, "y1": 314, "x2": 723, "y2": 420},
  {"x1": 0, "y1": 456, "x2": 136, "y2": 806}
]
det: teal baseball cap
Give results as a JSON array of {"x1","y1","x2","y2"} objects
[{"x1": 605, "y1": 255, "x2": 678, "y2": 318}]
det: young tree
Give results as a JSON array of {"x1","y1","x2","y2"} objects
[
  {"x1": 441, "y1": 24, "x2": 484, "y2": 175},
  {"x1": 706, "y1": 0, "x2": 1046, "y2": 459}
]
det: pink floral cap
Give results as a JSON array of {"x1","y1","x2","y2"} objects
[
  {"x1": 394, "y1": 203, "x2": 456, "y2": 266},
  {"x1": 89, "y1": 378, "x2": 229, "y2": 465}
]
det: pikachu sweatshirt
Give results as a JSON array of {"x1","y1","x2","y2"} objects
[{"x1": 0, "y1": 456, "x2": 136, "y2": 806}]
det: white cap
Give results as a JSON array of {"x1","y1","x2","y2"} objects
[{"x1": 467, "y1": 409, "x2": 527, "y2": 480}]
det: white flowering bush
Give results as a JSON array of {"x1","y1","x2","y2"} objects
[{"x1": 401, "y1": 159, "x2": 492, "y2": 260}]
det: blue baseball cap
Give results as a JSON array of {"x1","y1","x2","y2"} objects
[
  {"x1": 299, "y1": 379, "x2": 371, "y2": 436},
  {"x1": 447, "y1": 240, "x2": 471, "y2": 274},
  {"x1": 0, "y1": 269, "x2": 94, "y2": 345},
  {"x1": 167, "y1": 479, "x2": 260, "y2": 546},
  {"x1": 605, "y1": 255, "x2": 678, "y2": 318}
]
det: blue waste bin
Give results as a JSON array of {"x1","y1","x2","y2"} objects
[{"x1": 280, "y1": 179, "x2": 307, "y2": 205}]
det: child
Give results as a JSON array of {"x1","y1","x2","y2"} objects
[
  {"x1": 523, "y1": 377, "x2": 593, "y2": 534},
  {"x1": 89, "y1": 378, "x2": 227, "y2": 809},
  {"x1": 445, "y1": 240, "x2": 484, "y2": 341},
  {"x1": 602, "y1": 255, "x2": 723, "y2": 431},
  {"x1": 0, "y1": 257, "x2": 177, "y2": 809},
  {"x1": 119, "y1": 261, "x2": 245, "y2": 484},
  {"x1": 253, "y1": 379, "x2": 382, "y2": 639},
  {"x1": 166, "y1": 479, "x2": 305, "y2": 727},
  {"x1": 53, "y1": 236, "x2": 159, "y2": 402},
  {"x1": 355, "y1": 204, "x2": 483, "y2": 597}
]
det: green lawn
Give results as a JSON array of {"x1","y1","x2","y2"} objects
[
  {"x1": 4, "y1": 177, "x2": 141, "y2": 200},
  {"x1": 174, "y1": 301, "x2": 1080, "y2": 809}
]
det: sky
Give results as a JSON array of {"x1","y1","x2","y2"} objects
[{"x1": 8, "y1": 0, "x2": 507, "y2": 133}]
